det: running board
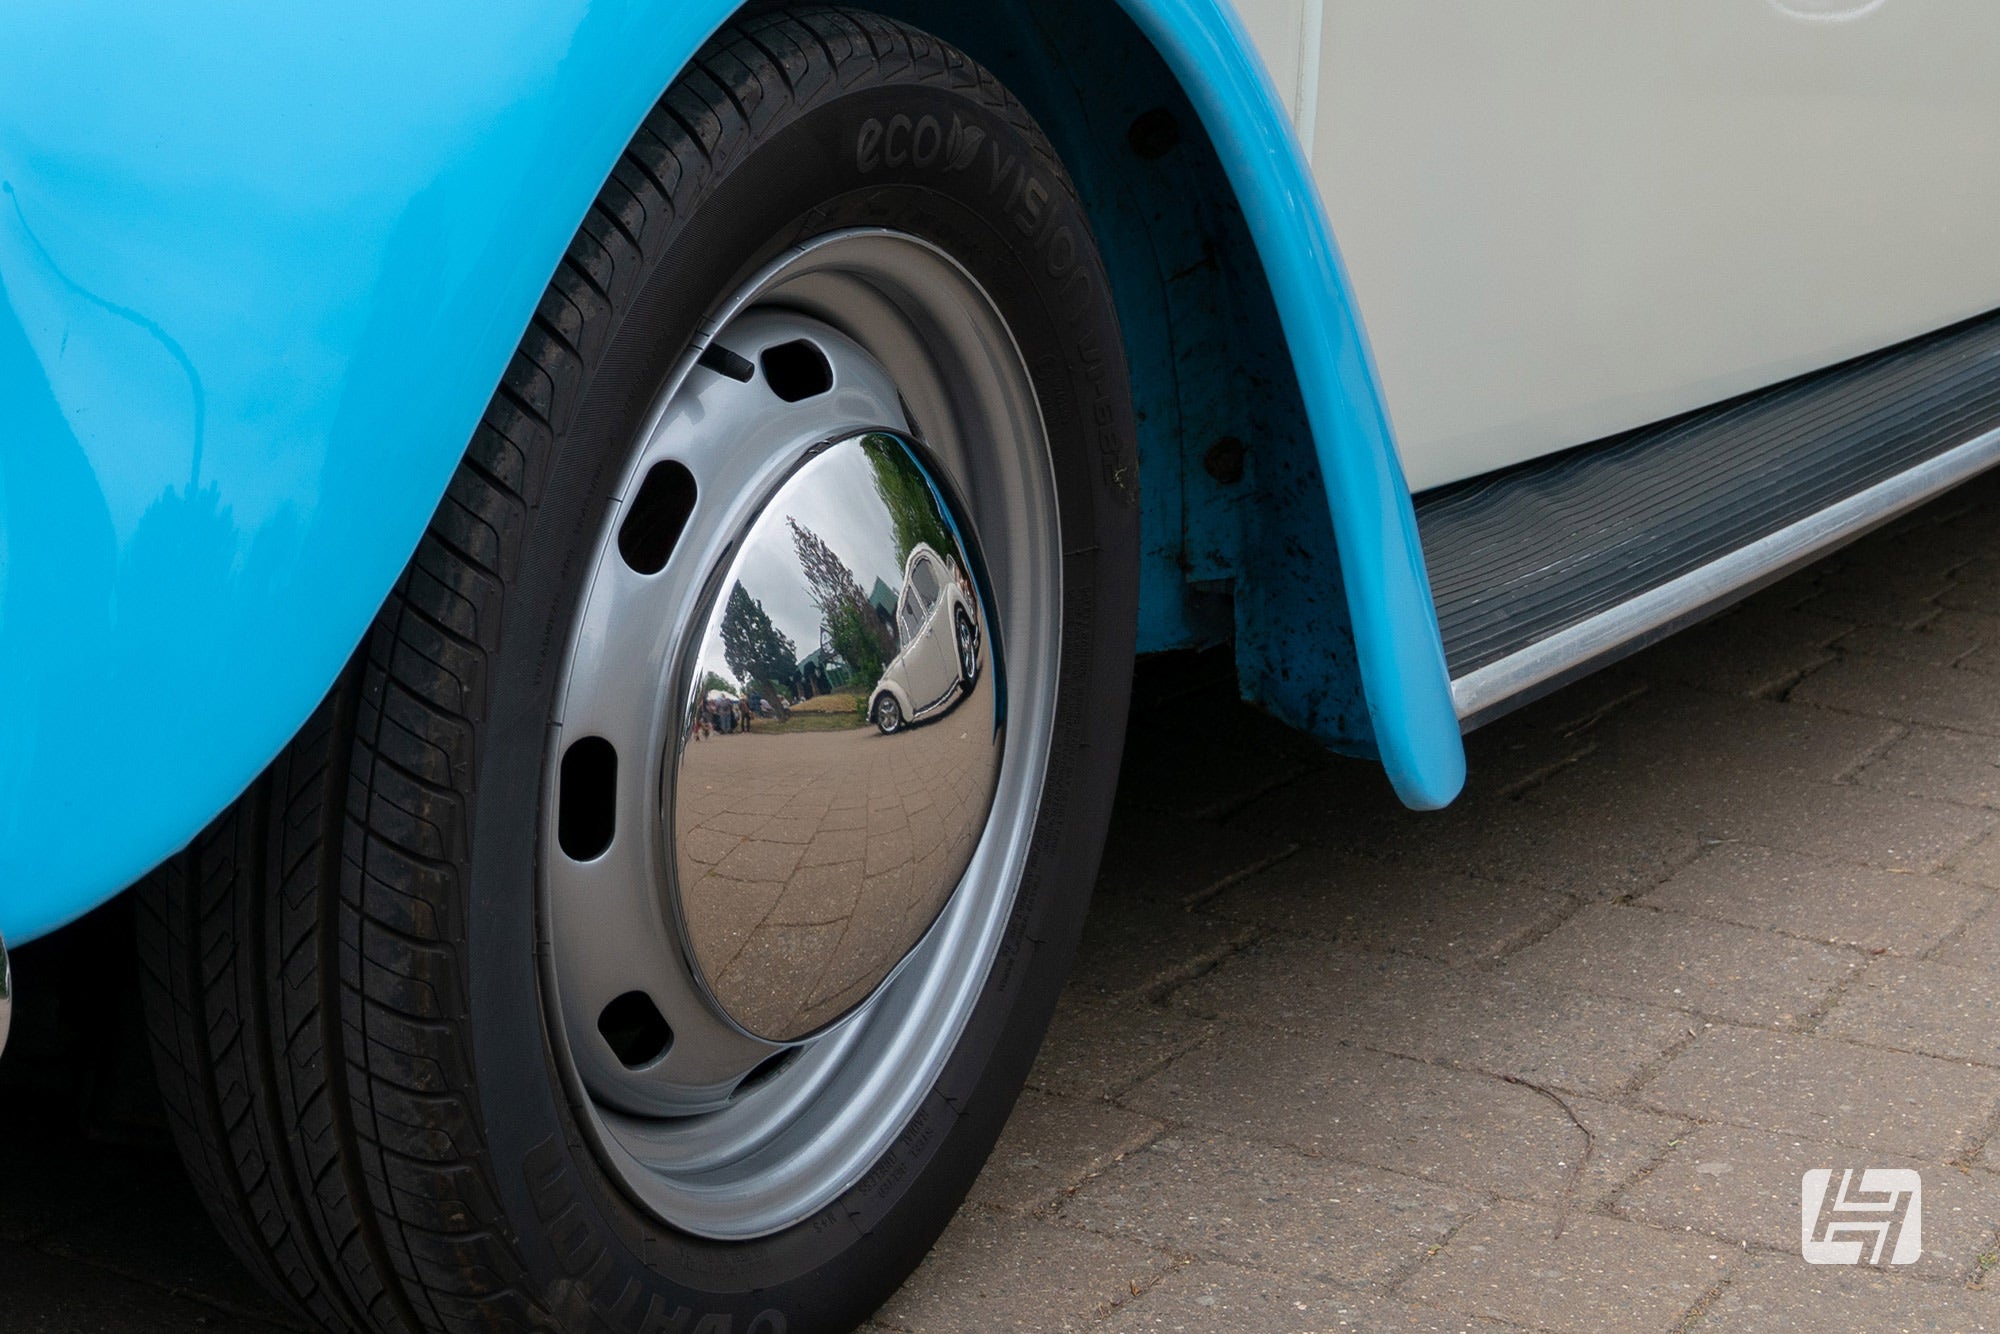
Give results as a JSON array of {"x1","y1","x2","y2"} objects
[{"x1": 1417, "y1": 308, "x2": 2000, "y2": 728}]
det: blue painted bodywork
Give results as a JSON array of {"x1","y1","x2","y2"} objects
[
  {"x1": 1112, "y1": 0, "x2": 1463, "y2": 805},
  {"x1": 0, "y1": 0, "x2": 1464, "y2": 945}
]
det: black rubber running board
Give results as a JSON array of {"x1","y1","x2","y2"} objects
[{"x1": 1418, "y1": 307, "x2": 2000, "y2": 727}]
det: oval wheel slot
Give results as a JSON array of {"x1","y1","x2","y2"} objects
[
  {"x1": 618, "y1": 461, "x2": 697, "y2": 576},
  {"x1": 598, "y1": 991, "x2": 673, "y2": 1068},
  {"x1": 557, "y1": 736, "x2": 618, "y2": 861},
  {"x1": 760, "y1": 339, "x2": 833, "y2": 402},
  {"x1": 733, "y1": 1047, "x2": 798, "y2": 1098}
]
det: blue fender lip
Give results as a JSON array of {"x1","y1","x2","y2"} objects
[
  {"x1": 1114, "y1": 0, "x2": 1465, "y2": 809},
  {"x1": 0, "y1": 0, "x2": 1462, "y2": 946}
]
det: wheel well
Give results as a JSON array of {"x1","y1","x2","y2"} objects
[{"x1": 851, "y1": 0, "x2": 1338, "y2": 667}]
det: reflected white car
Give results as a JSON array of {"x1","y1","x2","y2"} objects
[{"x1": 869, "y1": 543, "x2": 980, "y2": 734}]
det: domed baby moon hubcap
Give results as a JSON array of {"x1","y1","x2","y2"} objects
[
  {"x1": 540, "y1": 230, "x2": 1059, "y2": 1239},
  {"x1": 673, "y1": 435, "x2": 1001, "y2": 1042}
]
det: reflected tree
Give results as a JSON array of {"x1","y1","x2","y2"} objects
[
  {"x1": 789, "y1": 517, "x2": 890, "y2": 694},
  {"x1": 862, "y1": 435, "x2": 956, "y2": 568},
  {"x1": 718, "y1": 583, "x2": 796, "y2": 719}
]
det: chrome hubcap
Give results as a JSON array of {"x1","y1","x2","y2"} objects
[
  {"x1": 673, "y1": 434, "x2": 1001, "y2": 1043},
  {"x1": 541, "y1": 231, "x2": 1059, "y2": 1240}
]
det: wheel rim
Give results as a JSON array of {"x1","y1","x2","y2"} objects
[
  {"x1": 540, "y1": 230, "x2": 1060, "y2": 1240},
  {"x1": 956, "y1": 610, "x2": 979, "y2": 683},
  {"x1": 876, "y1": 695, "x2": 902, "y2": 733}
]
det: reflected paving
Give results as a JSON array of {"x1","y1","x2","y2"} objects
[
  {"x1": 674, "y1": 665, "x2": 999, "y2": 1041},
  {"x1": 671, "y1": 433, "x2": 1003, "y2": 1041}
]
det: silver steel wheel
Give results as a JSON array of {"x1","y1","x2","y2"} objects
[{"x1": 541, "y1": 231, "x2": 1060, "y2": 1241}]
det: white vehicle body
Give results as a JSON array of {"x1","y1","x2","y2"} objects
[
  {"x1": 1236, "y1": 0, "x2": 2000, "y2": 491},
  {"x1": 872, "y1": 544, "x2": 980, "y2": 731}
]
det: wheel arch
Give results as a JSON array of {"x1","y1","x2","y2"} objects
[
  {"x1": 869, "y1": 678, "x2": 912, "y2": 721},
  {"x1": 873, "y1": 0, "x2": 1462, "y2": 811},
  {"x1": 0, "y1": 0, "x2": 1459, "y2": 945}
]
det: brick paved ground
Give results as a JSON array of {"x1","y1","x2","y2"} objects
[{"x1": 12, "y1": 475, "x2": 2000, "y2": 1331}]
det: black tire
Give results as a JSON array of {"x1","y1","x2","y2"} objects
[
  {"x1": 138, "y1": 10, "x2": 1137, "y2": 1334},
  {"x1": 874, "y1": 692, "x2": 903, "y2": 734}
]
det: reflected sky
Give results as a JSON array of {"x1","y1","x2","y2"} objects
[{"x1": 693, "y1": 438, "x2": 946, "y2": 690}]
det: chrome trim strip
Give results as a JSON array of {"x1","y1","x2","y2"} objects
[
  {"x1": 1, "y1": 931, "x2": 11, "y2": 1059},
  {"x1": 1450, "y1": 424, "x2": 2000, "y2": 724}
]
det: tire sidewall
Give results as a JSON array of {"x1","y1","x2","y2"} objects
[{"x1": 460, "y1": 50, "x2": 1136, "y2": 1334}]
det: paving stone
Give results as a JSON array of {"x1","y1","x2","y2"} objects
[
  {"x1": 1649, "y1": 774, "x2": 1993, "y2": 874},
  {"x1": 1504, "y1": 903, "x2": 1860, "y2": 1026},
  {"x1": 1219, "y1": 765, "x2": 1421, "y2": 864},
  {"x1": 1897, "y1": 501, "x2": 2000, "y2": 554},
  {"x1": 1117, "y1": 697, "x2": 1329, "y2": 821},
  {"x1": 1452, "y1": 669, "x2": 1652, "y2": 800},
  {"x1": 1793, "y1": 654, "x2": 2000, "y2": 737},
  {"x1": 1636, "y1": 604, "x2": 1848, "y2": 698},
  {"x1": 1849, "y1": 512, "x2": 1970, "y2": 561},
  {"x1": 798, "y1": 826, "x2": 868, "y2": 867},
  {"x1": 1120, "y1": 1041, "x2": 1679, "y2": 1207},
  {"x1": 1641, "y1": 843, "x2": 1988, "y2": 956},
  {"x1": 968, "y1": 1090, "x2": 1163, "y2": 1214},
  {"x1": 1726, "y1": 564, "x2": 1827, "y2": 619},
  {"x1": 1099, "y1": 1262, "x2": 1522, "y2": 1332},
  {"x1": 1797, "y1": 561, "x2": 1952, "y2": 628},
  {"x1": 711, "y1": 835, "x2": 805, "y2": 884},
  {"x1": 1547, "y1": 683, "x2": 1899, "y2": 789},
  {"x1": 1063, "y1": 1131, "x2": 1484, "y2": 1287},
  {"x1": 870, "y1": 1213, "x2": 1173, "y2": 1332},
  {"x1": 1821, "y1": 958, "x2": 2000, "y2": 1066},
  {"x1": 1692, "y1": 1252, "x2": 2000, "y2": 1331},
  {"x1": 1945, "y1": 576, "x2": 2000, "y2": 619},
  {"x1": 1617, "y1": 1123, "x2": 2000, "y2": 1285},
  {"x1": 1201, "y1": 851, "x2": 1573, "y2": 967},
  {"x1": 1958, "y1": 637, "x2": 2000, "y2": 681},
  {"x1": 1093, "y1": 809, "x2": 1300, "y2": 907},
  {"x1": 1639, "y1": 1027, "x2": 2000, "y2": 1158},
  {"x1": 1937, "y1": 901, "x2": 2000, "y2": 970},
  {"x1": 1231, "y1": 691, "x2": 1861, "y2": 902},
  {"x1": 1398, "y1": 792, "x2": 1702, "y2": 898},
  {"x1": 1847, "y1": 609, "x2": 2000, "y2": 667},
  {"x1": 1176, "y1": 940, "x2": 1689, "y2": 1096},
  {"x1": 1705, "y1": 776, "x2": 1990, "y2": 873},
  {"x1": 1857, "y1": 726, "x2": 2000, "y2": 810},
  {"x1": 0, "y1": 1240, "x2": 304, "y2": 1333},
  {"x1": 1281, "y1": 782, "x2": 1704, "y2": 900},
  {"x1": 1500, "y1": 689, "x2": 1939, "y2": 879},
  {"x1": 1069, "y1": 893, "x2": 1260, "y2": 1002},
  {"x1": 1946, "y1": 831, "x2": 2000, "y2": 890},
  {"x1": 1028, "y1": 995, "x2": 1216, "y2": 1101},
  {"x1": 1399, "y1": 1201, "x2": 1731, "y2": 1334}
]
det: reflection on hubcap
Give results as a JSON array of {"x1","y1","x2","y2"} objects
[
  {"x1": 674, "y1": 434, "x2": 1000, "y2": 1042},
  {"x1": 541, "y1": 229, "x2": 1060, "y2": 1240}
]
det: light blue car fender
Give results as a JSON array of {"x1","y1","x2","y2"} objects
[{"x1": 0, "y1": 0, "x2": 1464, "y2": 945}]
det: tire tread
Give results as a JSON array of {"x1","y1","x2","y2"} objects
[{"x1": 139, "y1": 11, "x2": 1082, "y2": 1330}]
